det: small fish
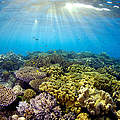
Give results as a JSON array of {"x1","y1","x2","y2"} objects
[
  {"x1": 33, "y1": 37, "x2": 39, "y2": 41},
  {"x1": 35, "y1": 38, "x2": 39, "y2": 41},
  {"x1": 36, "y1": 70, "x2": 39, "y2": 73}
]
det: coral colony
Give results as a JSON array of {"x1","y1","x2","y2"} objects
[{"x1": 0, "y1": 51, "x2": 120, "y2": 119}]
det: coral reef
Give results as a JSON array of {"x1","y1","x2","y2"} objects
[
  {"x1": 12, "y1": 85, "x2": 24, "y2": 96},
  {"x1": 0, "y1": 84, "x2": 16, "y2": 107},
  {"x1": 23, "y1": 89, "x2": 36, "y2": 101},
  {"x1": 0, "y1": 52, "x2": 24, "y2": 71},
  {"x1": 39, "y1": 64, "x2": 64, "y2": 78},
  {"x1": 67, "y1": 64, "x2": 96, "y2": 73},
  {"x1": 17, "y1": 92, "x2": 62, "y2": 120},
  {"x1": 29, "y1": 78, "x2": 48, "y2": 90},
  {"x1": 39, "y1": 64, "x2": 117, "y2": 115},
  {"x1": 61, "y1": 112, "x2": 75, "y2": 120},
  {"x1": 79, "y1": 71, "x2": 117, "y2": 94},
  {"x1": 17, "y1": 101, "x2": 30, "y2": 115},
  {"x1": 15, "y1": 66, "x2": 46, "y2": 83},
  {"x1": 1, "y1": 51, "x2": 120, "y2": 119},
  {"x1": 76, "y1": 113, "x2": 89, "y2": 120},
  {"x1": 24, "y1": 55, "x2": 51, "y2": 68},
  {"x1": 77, "y1": 86, "x2": 115, "y2": 115}
]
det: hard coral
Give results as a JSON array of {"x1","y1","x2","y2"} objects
[
  {"x1": 17, "y1": 101, "x2": 30, "y2": 115},
  {"x1": 24, "y1": 55, "x2": 51, "y2": 68},
  {"x1": 0, "y1": 52, "x2": 24, "y2": 71},
  {"x1": 80, "y1": 72, "x2": 117, "y2": 94},
  {"x1": 15, "y1": 66, "x2": 46, "y2": 83},
  {"x1": 0, "y1": 84, "x2": 16, "y2": 107},
  {"x1": 77, "y1": 86, "x2": 115, "y2": 116},
  {"x1": 76, "y1": 113, "x2": 89, "y2": 120},
  {"x1": 39, "y1": 64, "x2": 63, "y2": 78},
  {"x1": 23, "y1": 89, "x2": 36, "y2": 101},
  {"x1": 29, "y1": 78, "x2": 48, "y2": 90},
  {"x1": 12, "y1": 85, "x2": 24, "y2": 96},
  {"x1": 67, "y1": 64, "x2": 96, "y2": 73},
  {"x1": 17, "y1": 92, "x2": 62, "y2": 120}
]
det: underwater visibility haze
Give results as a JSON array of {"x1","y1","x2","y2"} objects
[
  {"x1": 0, "y1": 0, "x2": 120, "y2": 120},
  {"x1": 0, "y1": 0, "x2": 120, "y2": 57}
]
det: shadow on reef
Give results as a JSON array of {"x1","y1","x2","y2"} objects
[{"x1": 0, "y1": 50, "x2": 120, "y2": 120}]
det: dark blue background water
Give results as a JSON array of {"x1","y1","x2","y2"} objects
[{"x1": 0, "y1": 0, "x2": 120, "y2": 57}]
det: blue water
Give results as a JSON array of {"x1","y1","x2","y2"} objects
[{"x1": 0, "y1": 0, "x2": 120, "y2": 57}]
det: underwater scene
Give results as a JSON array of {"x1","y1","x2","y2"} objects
[{"x1": 0, "y1": 0, "x2": 120, "y2": 120}]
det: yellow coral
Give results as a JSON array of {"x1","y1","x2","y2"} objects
[{"x1": 76, "y1": 113, "x2": 89, "y2": 120}]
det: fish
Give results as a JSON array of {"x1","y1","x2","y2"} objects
[{"x1": 33, "y1": 37, "x2": 39, "y2": 41}]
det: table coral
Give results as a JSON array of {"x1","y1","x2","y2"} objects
[
  {"x1": 15, "y1": 66, "x2": 47, "y2": 83},
  {"x1": 0, "y1": 84, "x2": 16, "y2": 107}
]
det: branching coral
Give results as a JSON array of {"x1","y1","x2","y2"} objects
[
  {"x1": 39, "y1": 73, "x2": 85, "y2": 114},
  {"x1": 17, "y1": 92, "x2": 62, "y2": 120},
  {"x1": 39, "y1": 64, "x2": 64, "y2": 79},
  {"x1": 15, "y1": 66, "x2": 47, "y2": 83},
  {"x1": 17, "y1": 101, "x2": 30, "y2": 115},
  {"x1": 67, "y1": 64, "x2": 96, "y2": 73},
  {"x1": 0, "y1": 84, "x2": 16, "y2": 107},
  {"x1": 80, "y1": 71, "x2": 118, "y2": 94},
  {"x1": 39, "y1": 65, "x2": 116, "y2": 115}
]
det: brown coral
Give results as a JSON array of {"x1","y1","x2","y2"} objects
[
  {"x1": 0, "y1": 84, "x2": 16, "y2": 107},
  {"x1": 15, "y1": 66, "x2": 47, "y2": 83},
  {"x1": 29, "y1": 78, "x2": 48, "y2": 90}
]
